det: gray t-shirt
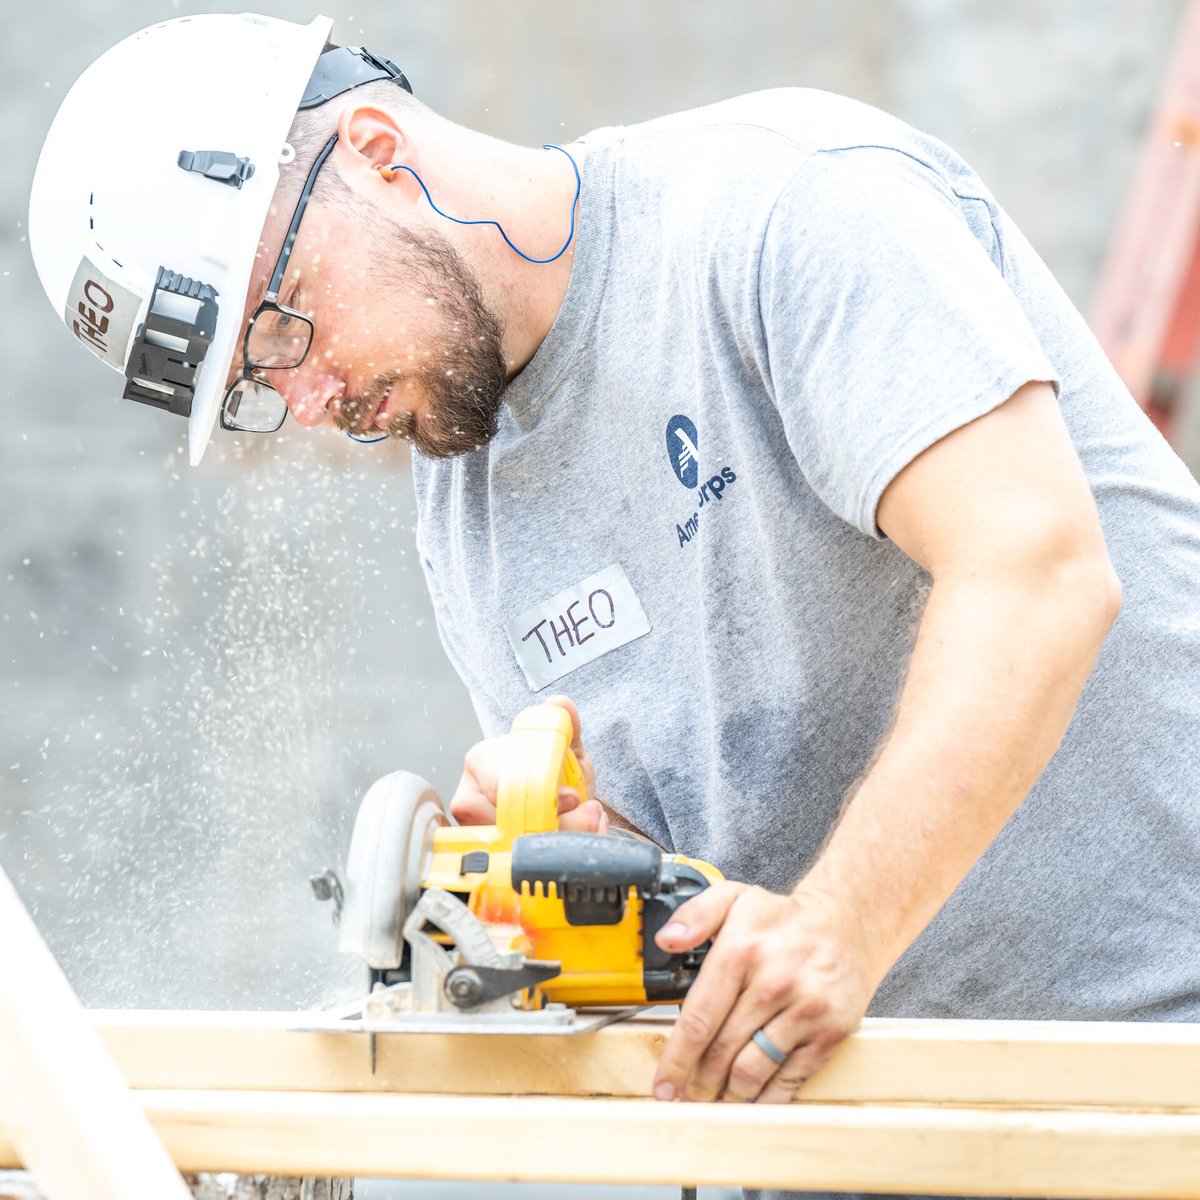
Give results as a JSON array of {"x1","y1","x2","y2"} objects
[{"x1": 415, "y1": 89, "x2": 1200, "y2": 1036}]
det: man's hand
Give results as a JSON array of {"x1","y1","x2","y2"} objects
[
  {"x1": 449, "y1": 695, "x2": 609, "y2": 834},
  {"x1": 651, "y1": 881, "x2": 880, "y2": 1104}
]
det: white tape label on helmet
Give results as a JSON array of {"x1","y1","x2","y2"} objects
[{"x1": 64, "y1": 257, "x2": 141, "y2": 372}]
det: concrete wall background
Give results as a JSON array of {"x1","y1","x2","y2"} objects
[{"x1": 0, "y1": 1, "x2": 1185, "y2": 1015}]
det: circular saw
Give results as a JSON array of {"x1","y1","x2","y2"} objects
[{"x1": 310, "y1": 703, "x2": 723, "y2": 1035}]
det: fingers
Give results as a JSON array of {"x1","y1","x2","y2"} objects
[
  {"x1": 544, "y1": 694, "x2": 597, "y2": 804},
  {"x1": 753, "y1": 1042, "x2": 818, "y2": 1105},
  {"x1": 450, "y1": 736, "x2": 503, "y2": 823},
  {"x1": 720, "y1": 1017, "x2": 824, "y2": 1104},
  {"x1": 689, "y1": 989, "x2": 790, "y2": 1101},
  {"x1": 652, "y1": 953, "x2": 745, "y2": 1101},
  {"x1": 559, "y1": 798, "x2": 608, "y2": 834},
  {"x1": 657, "y1": 972, "x2": 833, "y2": 1104},
  {"x1": 448, "y1": 790, "x2": 496, "y2": 825},
  {"x1": 450, "y1": 773, "x2": 607, "y2": 833},
  {"x1": 655, "y1": 880, "x2": 748, "y2": 951},
  {"x1": 651, "y1": 882, "x2": 754, "y2": 1099}
]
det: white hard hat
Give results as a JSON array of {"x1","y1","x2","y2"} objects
[{"x1": 29, "y1": 13, "x2": 333, "y2": 465}]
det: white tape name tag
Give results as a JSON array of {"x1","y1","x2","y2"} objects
[
  {"x1": 64, "y1": 256, "x2": 141, "y2": 372},
  {"x1": 505, "y1": 563, "x2": 651, "y2": 691}
]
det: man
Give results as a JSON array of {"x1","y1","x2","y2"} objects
[{"x1": 30, "y1": 14, "x2": 1200, "y2": 1200}]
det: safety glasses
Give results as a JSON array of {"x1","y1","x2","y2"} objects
[{"x1": 220, "y1": 134, "x2": 338, "y2": 432}]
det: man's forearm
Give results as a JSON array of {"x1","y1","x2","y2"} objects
[{"x1": 798, "y1": 555, "x2": 1122, "y2": 986}]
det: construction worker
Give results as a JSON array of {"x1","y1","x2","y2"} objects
[{"x1": 29, "y1": 15, "x2": 1200, "y2": 1200}]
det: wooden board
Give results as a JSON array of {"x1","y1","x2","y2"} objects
[
  {"x1": 89, "y1": 1010, "x2": 1200, "y2": 1109},
  {"x1": 5, "y1": 1012, "x2": 1198, "y2": 1195},
  {"x1": 0, "y1": 874, "x2": 190, "y2": 1200},
  {"x1": 2, "y1": 1090, "x2": 1200, "y2": 1197}
]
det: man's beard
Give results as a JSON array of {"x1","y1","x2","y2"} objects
[{"x1": 332, "y1": 227, "x2": 507, "y2": 458}]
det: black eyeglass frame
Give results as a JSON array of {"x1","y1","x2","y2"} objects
[{"x1": 219, "y1": 133, "x2": 341, "y2": 433}]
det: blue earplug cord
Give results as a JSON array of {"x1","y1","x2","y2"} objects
[
  {"x1": 349, "y1": 144, "x2": 580, "y2": 444},
  {"x1": 383, "y1": 143, "x2": 581, "y2": 264}
]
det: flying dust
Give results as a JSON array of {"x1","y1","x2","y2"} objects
[{"x1": 2, "y1": 429, "x2": 461, "y2": 1012}]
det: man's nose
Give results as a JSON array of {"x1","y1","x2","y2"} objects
[{"x1": 273, "y1": 366, "x2": 343, "y2": 428}]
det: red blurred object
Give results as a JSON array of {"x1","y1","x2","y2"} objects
[{"x1": 1090, "y1": 0, "x2": 1200, "y2": 443}]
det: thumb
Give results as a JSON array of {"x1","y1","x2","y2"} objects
[
  {"x1": 654, "y1": 880, "x2": 749, "y2": 951},
  {"x1": 559, "y1": 798, "x2": 606, "y2": 833}
]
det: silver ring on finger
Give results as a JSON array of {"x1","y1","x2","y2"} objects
[{"x1": 751, "y1": 1026, "x2": 788, "y2": 1066}]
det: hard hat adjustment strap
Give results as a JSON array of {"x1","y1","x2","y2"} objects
[
  {"x1": 122, "y1": 267, "x2": 219, "y2": 419},
  {"x1": 299, "y1": 45, "x2": 413, "y2": 111}
]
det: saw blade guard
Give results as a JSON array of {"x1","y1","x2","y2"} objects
[{"x1": 338, "y1": 770, "x2": 449, "y2": 970}]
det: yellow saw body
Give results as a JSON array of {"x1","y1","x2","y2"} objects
[{"x1": 427, "y1": 705, "x2": 722, "y2": 1008}]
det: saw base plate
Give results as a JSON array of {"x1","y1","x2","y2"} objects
[{"x1": 292, "y1": 1004, "x2": 646, "y2": 1037}]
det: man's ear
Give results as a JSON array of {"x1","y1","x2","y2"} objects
[{"x1": 333, "y1": 105, "x2": 412, "y2": 197}]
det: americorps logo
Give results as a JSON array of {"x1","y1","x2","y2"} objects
[
  {"x1": 666, "y1": 414, "x2": 700, "y2": 488},
  {"x1": 664, "y1": 414, "x2": 741, "y2": 549}
]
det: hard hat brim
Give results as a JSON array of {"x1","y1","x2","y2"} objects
[{"x1": 187, "y1": 15, "x2": 334, "y2": 466}]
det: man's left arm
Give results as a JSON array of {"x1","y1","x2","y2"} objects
[{"x1": 651, "y1": 379, "x2": 1123, "y2": 1104}]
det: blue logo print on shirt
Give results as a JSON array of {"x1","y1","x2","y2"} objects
[
  {"x1": 665, "y1": 414, "x2": 740, "y2": 548},
  {"x1": 666, "y1": 414, "x2": 700, "y2": 489}
]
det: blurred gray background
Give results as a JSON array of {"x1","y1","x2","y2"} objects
[{"x1": 0, "y1": 1, "x2": 1189, "y2": 1195}]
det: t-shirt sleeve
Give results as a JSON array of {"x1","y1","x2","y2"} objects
[{"x1": 758, "y1": 146, "x2": 1059, "y2": 538}]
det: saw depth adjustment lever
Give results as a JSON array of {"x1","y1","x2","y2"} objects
[{"x1": 444, "y1": 962, "x2": 561, "y2": 1009}]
